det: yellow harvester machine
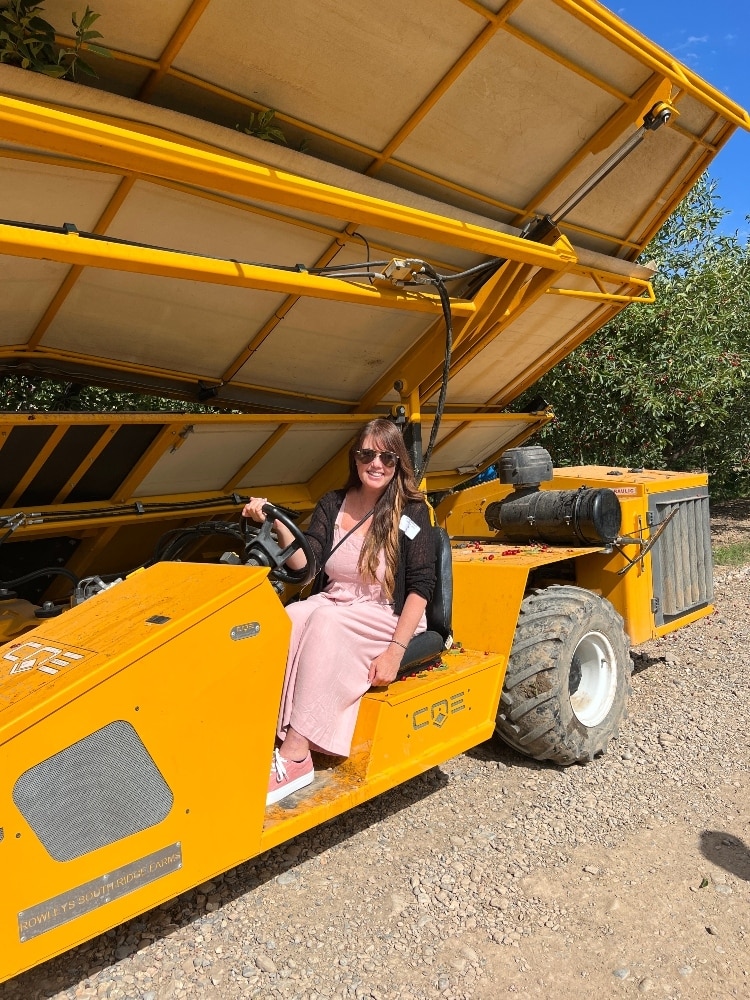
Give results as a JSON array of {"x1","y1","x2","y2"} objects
[{"x1": 0, "y1": 0, "x2": 748, "y2": 983}]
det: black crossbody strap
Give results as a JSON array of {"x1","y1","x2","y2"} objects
[
  {"x1": 299, "y1": 505, "x2": 375, "y2": 598},
  {"x1": 325, "y1": 506, "x2": 375, "y2": 564}
]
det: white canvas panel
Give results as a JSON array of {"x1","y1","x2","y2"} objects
[
  {"x1": 426, "y1": 419, "x2": 537, "y2": 472},
  {"x1": 45, "y1": 269, "x2": 285, "y2": 378},
  {"x1": 108, "y1": 181, "x2": 333, "y2": 267},
  {"x1": 235, "y1": 298, "x2": 431, "y2": 402},
  {"x1": 437, "y1": 292, "x2": 602, "y2": 405},
  {"x1": 512, "y1": 0, "x2": 649, "y2": 97},
  {"x1": 134, "y1": 423, "x2": 279, "y2": 497},
  {"x1": 0, "y1": 155, "x2": 122, "y2": 231},
  {"x1": 238, "y1": 423, "x2": 358, "y2": 488},
  {"x1": 42, "y1": 0, "x2": 195, "y2": 61},
  {"x1": 173, "y1": 0, "x2": 484, "y2": 150},
  {"x1": 396, "y1": 30, "x2": 618, "y2": 211},
  {"x1": 0, "y1": 256, "x2": 71, "y2": 345}
]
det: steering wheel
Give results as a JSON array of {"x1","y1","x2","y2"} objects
[{"x1": 243, "y1": 502, "x2": 316, "y2": 586}]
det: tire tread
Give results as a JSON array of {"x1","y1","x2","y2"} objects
[{"x1": 495, "y1": 585, "x2": 632, "y2": 766}]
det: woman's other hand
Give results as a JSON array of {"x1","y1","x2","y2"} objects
[{"x1": 368, "y1": 645, "x2": 403, "y2": 687}]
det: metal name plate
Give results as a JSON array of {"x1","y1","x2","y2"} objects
[
  {"x1": 230, "y1": 621, "x2": 260, "y2": 641},
  {"x1": 18, "y1": 843, "x2": 182, "y2": 942}
]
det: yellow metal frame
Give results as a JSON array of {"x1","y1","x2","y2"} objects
[
  {"x1": 7, "y1": 96, "x2": 663, "y2": 417},
  {"x1": 0, "y1": 92, "x2": 661, "y2": 429},
  {"x1": 547, "y1": 272, "x2": 654, "y2": 305},
  {"x1": 0, "y1": 35, "x2": 683, "y2": 417},
  {"x1": 7, "y1": 0, "x2": 720, "y2": 410},
  {"x1": 0, "y1": 0, "x2": 736, "y2": 422},
  {"x1": 0, "y1": 214, "x2": 652, "y2": 413},
  {"x1": 0, "y1": 96, "x2": 576, "y2": 267},
  {"x1": 558, "y1": 0, "x2": 750, "y2": 129},
  {"x1": 0, "y1": 411, "x2": 553, "y2": 549},
  {"x1": 0, "y1": 221, "x2": 476, "y2": 317},
  {"x1": 52, "y1": 0, "x2": 750, "y2": 244}
]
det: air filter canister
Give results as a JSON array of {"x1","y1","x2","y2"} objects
[{"x1": 485, "y1": 486, "x2": 621, "y2": 546}]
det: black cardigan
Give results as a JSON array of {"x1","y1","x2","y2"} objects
[{"x1": 305, "y1": 489, "x2": 435, "y2": 616}]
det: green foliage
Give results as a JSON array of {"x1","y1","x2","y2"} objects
[
  {"x1": 517, "y1": 176, "x2": 750, "y2": 499},
  {"x1": 713, "y1": 541, "x2": 750, "y2": 567},
  {"x1": 238, "y1": 108, "x2": 288, "y2": 145},
  {"x1": 0, "y1": 375, "x2": 211, "y2": 413},
  {"x1": 0, "y1": 0, "x2": 109, "y2": 80},
  {"x1": 0, "y1": 0, "x2": 57, "y2": 74},
  {"x1": 65, "y1": 5, "x2": 109, "y2": 78}
]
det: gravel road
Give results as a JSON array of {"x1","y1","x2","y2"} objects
[{"x1": 4, "y1": 514, "x2": 749, "y2": 1000}]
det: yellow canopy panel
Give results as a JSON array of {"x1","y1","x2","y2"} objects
[
  {"x1": 0, "y1": 410, "x2": 551, "y2": 511},
  {"x1": 1, "y1": 0, "x2": 747, "y2": 414},
  {"x1": 0, "y1": 409, "x2": 551, "y2": 590}
]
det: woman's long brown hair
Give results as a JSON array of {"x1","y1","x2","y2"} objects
[{"x1": 343, "y1": 418, "x2": 425, "y2": 600}]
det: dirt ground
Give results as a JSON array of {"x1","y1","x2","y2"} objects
[
  {"x1": 710, "y1": 497, "x2": 750, "y2": 549},
  {"x1": 478, "y1": 498, "x2": 750, "y2": 999},
  {"x1": 477, "y1": 780, "x2": 749, "y2": 999}
]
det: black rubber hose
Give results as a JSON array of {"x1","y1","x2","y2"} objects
[
  {"x1": 1, "y1": 566, "x2": 79, "y2": 588},
  {"x1": 416, "y1": 267, "x2": 453, "y2": 479}
]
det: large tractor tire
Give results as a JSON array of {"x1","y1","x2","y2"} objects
[{"x1": 495, "y1": 585, "x2": 632, "y2": 765}]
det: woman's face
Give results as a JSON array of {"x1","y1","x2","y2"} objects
[{"x1": 355, "y1": 434, "x2": 398, "y2": 494}]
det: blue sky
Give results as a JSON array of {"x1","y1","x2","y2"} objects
[{"x1": 610, "y1": 1, "x2": 749, "y2": 237}]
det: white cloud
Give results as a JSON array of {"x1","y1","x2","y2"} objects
[{"x1": 672, "y1": 35, "x2": 709, "y2": 55}]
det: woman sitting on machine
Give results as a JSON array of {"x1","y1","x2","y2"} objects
[{"x1": 243, "y1": 418, "x2": 435, "y2": 805}]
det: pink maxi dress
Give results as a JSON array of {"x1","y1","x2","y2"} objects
[{"x1": 277, "y1": 502, "x2": 427, "y2": 757}]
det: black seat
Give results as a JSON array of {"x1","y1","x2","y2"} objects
[{"x1": 397, "y1": 526, "x2": 453, "y2": 676}]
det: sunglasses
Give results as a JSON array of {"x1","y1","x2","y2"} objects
[{"x1": 354, "y1": 448, "x2": 399, "y2": 468}]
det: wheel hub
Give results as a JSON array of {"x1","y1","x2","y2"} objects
[{"x1": 569, "y1": 630, "x2": 618, "y2": 728}]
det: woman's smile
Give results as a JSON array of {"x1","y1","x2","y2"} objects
[{"x1": 357, "y1": 436, "x2": 396, "y2": 492}]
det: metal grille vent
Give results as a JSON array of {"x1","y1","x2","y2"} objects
[
  {"x1": 650, "y1": 488, "x2": 713, "y2": 625},
  {"x1": 13, "y1": 720, "x2": 173, "y2": 862}
]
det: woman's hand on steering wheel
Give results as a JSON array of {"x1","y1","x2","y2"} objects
[{"x1": 241, "y1": 499, "x2": 315, "y2": 586}]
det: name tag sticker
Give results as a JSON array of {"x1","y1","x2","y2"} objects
[{"x1": 399, "y1": 515, "x2": 420, "y2": 539}]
